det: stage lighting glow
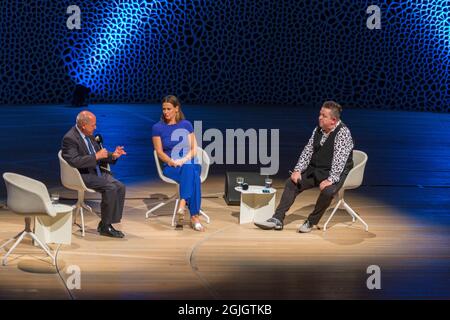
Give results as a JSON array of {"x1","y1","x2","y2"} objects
[
  {"x1": 64, "y1": 1, "x2": 165, "y2": 92},
  {"x1": 45, "y1": 0, "x2": 446, "y2": 111},
  {"x1": 412, "y1": 1, "x2": 449, "y2": 66},
  {"x1": 386, "y1": 1, "x2": 449, "y2": 67}
]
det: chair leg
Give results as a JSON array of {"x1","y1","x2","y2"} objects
[
  {"x1": 82, "y1": 202, "x2": 96, "y2": 216},
  {"x1": 77, "y1": 190, "x2": 97, "y2": 219},
  {"x1": 323, "y1": 199, "x2": 342, "y2": 231},
  {"x1": 145, "y1": 190, "x2": 179, "y2": 218},
  {"x1": 350, "y1": 210, "x2": 356, "y2": 222},
  {"x1": 342, "y1": 201, "x2": 369, "y2": 231},
  {"x1": 77, "y1": 191, "x2": 89, "y2": 213},
  {"x1": 2, "y1": 227, "x2": 57, "y2": 266},
  {"x1": 171, "y1": 199, "x2": 180, "y2": 227},
  {"x1": 0, "y1": 230, "x2": 25, "y2": 251},
  {"x1": 73, "y1": 205, "x2": 79, "y2": 225},
  {"x1": 2, "y1": 231, "x2": 27, "y2": 266},
  {"x1": 29, "y1": 232, "x2": 56, "y2": 265},
  {"x1": 73, "y1": 206, "x2": 80, "y2": 231},
  {"x1": 199, "y1": 210, "x2": 210, "y2": 224},
  {"x1": 145, "y1": 198, "x2": 177, "y2": 219},
  {"x1": 73, "y1": 206, "x2": 85, "y2": 237},
  {"x1": 79, "y1": 207, "x2": 85, "y2": 237}
]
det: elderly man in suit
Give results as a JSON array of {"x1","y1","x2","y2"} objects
[{"x1": 62, "y1": 111, "x2": 127, "y2": 238}]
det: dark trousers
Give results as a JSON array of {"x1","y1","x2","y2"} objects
[
  {"x1": 81, "y1": 173, "x2": 126, "y2": 225},
  {"x1": 273, "y1": 171, "x2": 345, "y2": 225}
]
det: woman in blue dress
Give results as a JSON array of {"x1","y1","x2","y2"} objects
[{"x1": 152, "y1": 95, "x2": 205, "y2": 231}]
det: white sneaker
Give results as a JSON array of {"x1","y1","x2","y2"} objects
[{"x1": 298, "y1": 220, "x2": 312, "y2": 233}]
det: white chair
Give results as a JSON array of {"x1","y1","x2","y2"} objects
[
  {"x1": 1, "y1": 173, "x2": 73, "y2": 266},
  {"x1": 323, "y1": 150, "x2": 369, "y2": 231},
  {"x1": 58, "y1": 150, "x2": 97, "y2": 237},
  {"x1": 145, "y1": 147, "x2": 211, "y2": 227}
]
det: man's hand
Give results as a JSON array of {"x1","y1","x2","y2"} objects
[
  {"x1": 319, "y1": 179, "x2": 333, "y2": 191},
  {"x1": 95, "y1": 148, "x2": 109, "y2": 160},
  {"x1": 290, "y1": 170, "x2": 301, "y2": 185},
  {"x1": 112, "y1": 146, "x2": 126, "y2": 159}
]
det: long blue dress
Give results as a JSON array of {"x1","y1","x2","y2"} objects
[{"x1": 152, "y1": 119, "x2": 201, "y2": 215}]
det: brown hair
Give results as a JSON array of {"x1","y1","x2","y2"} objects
[
  {"x1": 322, "y1": 100, "x2": 342, "y2": 120},
  {"x1": 161, "y1": 95, "x2": 185, "y2": 123}
]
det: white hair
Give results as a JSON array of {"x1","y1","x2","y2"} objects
[{"x1": 76, "y1": 111, "x2": 94, "y2": 127}]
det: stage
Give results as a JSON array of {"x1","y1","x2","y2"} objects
[{"x1": 0, "y1": 104, "x2": 449, "y2": 299}]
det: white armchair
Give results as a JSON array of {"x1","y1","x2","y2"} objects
[
  {"x1": 323, "y1": 150, "x2": 369, "y2": 231},
  {"x1": 1, "y1": 173, "x2": 73, "y2": 266},
  {"x1": 145, "y1": 147, "x2": 211, "y2": 227},
  {"x1": 58, "y1": 150, "x2": 97, "y2": 237}
]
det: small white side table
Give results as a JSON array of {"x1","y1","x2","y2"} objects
[
  {"x1": 235, "y1": 186, "x2": 277, "y2": 224},
  {"x1": 34, "y1": 204, "x2": 73, "y2": 245}
]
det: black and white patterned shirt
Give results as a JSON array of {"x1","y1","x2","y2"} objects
[{"x1": 293, "y1": 121, "x2": 354, "y2": 184}]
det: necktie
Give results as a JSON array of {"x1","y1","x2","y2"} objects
[{"x1": 85, "y1": 136, "x2": 102, "y2": 176}]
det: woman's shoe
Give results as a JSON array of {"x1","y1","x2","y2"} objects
[
  {"x1": 175, "y1": 207, "x2": 185, "y2": 230},
  {"x1": 191, "y1": 217, "x2": 205, "y2": 232}
]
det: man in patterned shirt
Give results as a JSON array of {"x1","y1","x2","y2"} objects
[{"x1": 255, "y1": 101, "x2": 354, "y2": 233}]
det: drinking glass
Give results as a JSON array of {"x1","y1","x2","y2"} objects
[
  {"x1": 50, "y1": 193, "x2": 60, "y2": 204},
  {"x1": 264, "y1": 177, "x2": 272, "y2": 189},
  {"x1": 236, "y1": 177, "x2": 244, "y2": 189}
]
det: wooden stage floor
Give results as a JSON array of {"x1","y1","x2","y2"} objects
[{"x1": 0, "y1": 104, "x2": 449, "y2": 299}]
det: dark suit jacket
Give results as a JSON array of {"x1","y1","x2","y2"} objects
[{"x1": 61, "y1": 126, "x2": 117, "y2": 176}]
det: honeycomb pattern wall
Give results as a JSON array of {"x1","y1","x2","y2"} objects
[{"x1": 0, "y1": 0, "x2": 448, "y2": 111}]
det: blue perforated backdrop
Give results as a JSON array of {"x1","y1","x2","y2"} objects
[{"x1": 0, "y1": 1, "x2": 448, "y2": 111}]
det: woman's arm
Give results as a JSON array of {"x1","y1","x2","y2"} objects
[
  {"x1": 186, "y1": 133, "x2": 198, "y2": 160},
  {"x1": 152, "y1": 136, "x2": 177, "y2": 166},
  {"x1": 176, "y1": 133, "x2": 197, "y2": 165}
]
